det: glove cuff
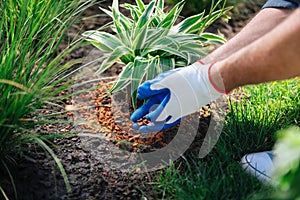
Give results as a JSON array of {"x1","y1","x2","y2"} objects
[{"x1": 208, "y1": 62, "x2": 230, "y2": 94}]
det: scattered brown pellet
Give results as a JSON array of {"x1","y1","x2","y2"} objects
[
  {"x1": 60, "y1": 128, "x2": 69, "y2": 132},
  {"x1": 109, "y1": 178, "x2": 116, "y2": 183},
  {"x1": 67, "y1": 112, "x2": 73, "y2": 116},
  {"x1": 103, "y1": 172, "x2": 108, "y2": 177},
  {"x1": 143, "y1": 119, "x2": 149, "y2": 124},
  {"x1": 132, "y1": 143, "x2": 138, "y2": 147}
]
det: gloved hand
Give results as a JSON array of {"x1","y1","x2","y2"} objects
[{"x1": 130, "y1": 61, "x2": 228, "y2": 133}]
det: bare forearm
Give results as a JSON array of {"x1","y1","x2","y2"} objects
[
  {"x1": 212, "y1": 9, "x2": 300, "y2": 91},
  {"x1": 202, "y1": 8, "x2": 293, "y2": 63}
]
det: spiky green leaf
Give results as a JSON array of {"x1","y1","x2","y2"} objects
[
  {"x1": 145, "y1": 36, "x2": 180, "y2": 52},
  {"x1": 157, "y1": 1, "x2": 184, "y2": 30},
  {"x1": 179, "y1": 43, "x2": 208, "y2": 57},
  {"x1": 112, "y1": 0, "x2": 119, "y2": 12},
  {"x1": 99, "y1": 7, "x2": 114, "y2": 18},
  {"x1": 200, "y1": 32, "x2": 226, "y2": 44},
  {"x1": 110, "y1": 62, "x2": 134, "y2": 93},
  {"x1": 131, "y1": 58, "x2": 149, "y2": 109},
  {"x1": 171, "y1": 11, "x2": 205, "y2": 34},
  {"x1": 133, "y1": 21, "x2": 151, "y2": 52},
  {"x1": 157, "y1": 0, "x2": 164, "y2": 10},
  {"x1": 112, "y1": 2, "x2": 131, "y2": 45},
  {"x1": 146, "y1": 56, "x2": 159, "y2": 80},
  {"x1": 167, "y1": 34, "x2": 203, "y2": 45},
  {"x1": 152, "y1": 7, "x2": 165, "y2": 26},
  {"x1": 136, "y1": 0, "x2": 145, "y2": 12},
  {"x1": 121, "y1": 3, "x2": 142, "y2": 21},
  {"x1": 82, "y1": 31, "x2": 121, "y2": 52},
  {"x1": 133, "y1": 0, "x2": 155, "y2": 38},
  {"x1": 100, "y1": 7, "x2": 133, "y2": 29},
  {"x1": 159, "y1": 57, "x2": 175, "y2": 73},
  {"x1": 142, "y1": 28, "x2": 169, "y2": 52},
  {"x1": 198, "y1": 6, "x2": 232, "y2": 34},
  {"x1": 149, "y1": 46, "x2": 187, "y2": 59},
  {"x1": 97, "y1": 46, "x2": 132, "y2": 74}
]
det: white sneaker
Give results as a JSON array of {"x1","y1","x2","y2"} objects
[{"x1": 241, "y1": 151, "x2": 274, "y2": 182}]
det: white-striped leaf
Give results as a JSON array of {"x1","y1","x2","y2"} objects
[
  {"x1": 133, "y1": 0, "x2": 155, "y2": 38},
  {"x1": 121, "y1": 3, "x2": 142, "y2": 21},
  {"x1": 97, "y1": 46, "x2": 132, "y2": 74},
  {"x1": 149, "y1": 46, "x2": 187, "y2": 60},
  {"x1": 135, "y1": 0, "x2": 145, "y2": 12},
  {"x1": 200, "y1": 32, "x2": 226, "y2": 44},
  {"x1": 180, "y1": 43, "x2": 209, "y2": 58},
  {"x1": 197, "y1": 6, "x2": 232, "y2": 34},
  {"x1": 100, "y1": 7, "x2": 133, "y2": 29},
  {"x1": 109, "y1": 62, "x2": 134, "y2": 93},
  {"x1": 157, "y1": 1, "x2": 184, "y2": 30},
  {"x1": 157, "y1": 0, "x2": 164, "y2": 10},
  {"x1": 159, "y1": 57, "x2": 175, "y2": 73},
  {"x1": 131, "y1": 58, "x2": 149, "y2": 109},
  {"x1": 146, "y1": 56, "x2": 159, "y2": 80},
  {"x1": 144, "y1": 36, "x2": 181, "y2": 54},
  {"x1": 82, "y1": 31, "x2": 121, "y2": 52},
  {"x1": 142, "y1": 28, "x2": 170, "y2": 53},
  {"x1": 171, "y1": 11, "x2": 205, "y2": 34}
]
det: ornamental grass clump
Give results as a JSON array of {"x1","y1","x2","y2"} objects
[
  {"x1": 0, "y1": 0, "x2": 94, "y2": 198},
  {"x1": 83, "y1": 0, "x2": 231, "y2": 109}
]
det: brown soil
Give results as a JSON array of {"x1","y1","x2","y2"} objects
[{"x1": 1, "y1": 0, "x2": 265, "y2": 199}]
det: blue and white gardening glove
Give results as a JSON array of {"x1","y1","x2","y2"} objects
[{"x1": 130, "y1": 61, "x2": 227, "y2": 133}]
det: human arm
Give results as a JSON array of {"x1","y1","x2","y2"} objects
[
  {"x1": 202, "y1": 8, "x2": 293, "y2": 63},
  {"x1": 210, "y1": 8, "x2": 300, "y2": 91}
]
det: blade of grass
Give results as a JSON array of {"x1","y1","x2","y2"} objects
[
  {"x1": 0, "y1": 80, "x2": 30, "y2": 93},
  {"x1": 0, "y1": 185, "x2": 9, "y2": 200},
  {"x1": 35, "y1": 138, "x2": 71, "y2": 194},
  {"x1": 1, "y1": 160, "x2": 17, "y2": 200}
]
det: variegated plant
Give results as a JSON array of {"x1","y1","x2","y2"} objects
[{"x1": 83, "y1": 0, "x2": 231, "y2": 109}]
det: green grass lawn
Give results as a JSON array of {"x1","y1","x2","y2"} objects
[{"x1": 149, "y1": 78, "x2": 300, "y2": 199}]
